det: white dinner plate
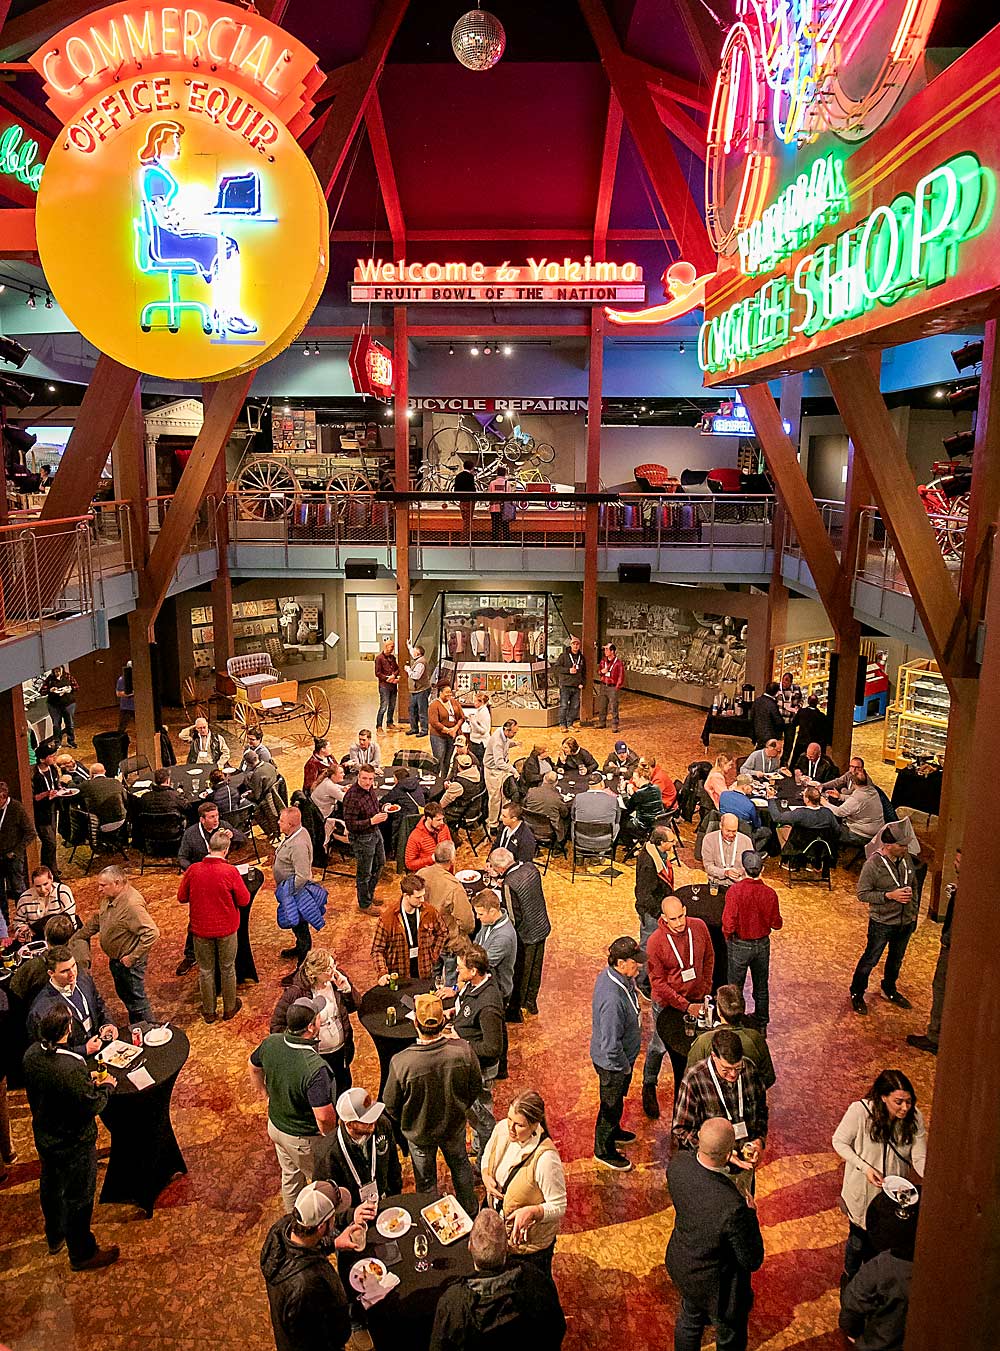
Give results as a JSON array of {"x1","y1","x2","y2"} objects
[
  {"x1": 455, "y1": 869, "x2": 481, "y2": 884},
  {"x1": 349, "y1": 1257, "x2": 387, "y2": 1292},
  {"x1": 375, "y1": 1207, "x2": 412, "y2": 1238},
  {"x1": 133, "y1": 779, "x2": 152, "y2": 789},
  {"x1": 144, "y1": 1026, "x2": 173, "y2": 1047}
]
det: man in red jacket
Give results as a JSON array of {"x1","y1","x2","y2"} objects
[
  {"x1": 641, "y1": 894, "x2": 714, "y2": 1120},
  {"x1": 404, "y1": 801, "x2": 453, "y2": 874},
  {"x1": 178, "y1": 830, "x2": 250, "y2": 1024},
  {"x1": 595, "y1": 643, "x2": 625, "y2": 731},
  {"x1": 721, "y1": 850, "x2": 783, "y2": 1029}
]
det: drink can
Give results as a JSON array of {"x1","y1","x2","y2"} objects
[
  {"x1": 131, "y1": 1026, "x2": 142, "y2": 1047},
  {"x1": 385, "y1": 1006, "x2": 397, "y2": 1027}
]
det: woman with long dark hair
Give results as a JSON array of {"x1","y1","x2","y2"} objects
[
  {"x1": 833, "y1": 1069, "x2": 927, "y2": 1280},
  {"x1": 480, "y1": 1089, "x2": 567, "y2": 1278}
]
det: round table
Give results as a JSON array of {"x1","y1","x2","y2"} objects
[
  {"x1": 359, "y1": 978, "x2": 453, "y2": 1096},
  {"x1": 674, "y1": 883, "x2": 729, "y2": 995},
  {"x1": 358, "y1": 1191, "x2": 475, "y2": 1351},
  {"x1": 98, "y1": 1021, "x2": 189, "y2": 1216}
]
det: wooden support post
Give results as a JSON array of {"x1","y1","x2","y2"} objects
[
  {"x1": 830, "y1": 438, "x2": 867, "y2": 770},
  {"x1": 393, "y1": 308, "x2": 411, "y2": 710},
  {"x1": 824, "y1": 357, "x2": 963, "y2": 680},
  {"x1": 0, "y1": 685, "x2": 38, "y2": 872},
  {"x1": 115, "y1": 387, "x2": 159, "y2": 771},
  {"x1": 209, "y1": 398, "x2": 235, "y2": 681},
  {"x1": 140, "y1": 375, "x2": 252, "y2": 626},
  {"x1": 582, "y1": 312, "x2": 604, "y2": 724},
  {"x1": 931, "y1": 321, "x2": 1000, "y2": 909},
  {"x1": 40, "y1": 357, "x2": 139, "y2": 523},
  {"x1": 905, "y1": 554, "x2": 1000, "y2": 1350}
]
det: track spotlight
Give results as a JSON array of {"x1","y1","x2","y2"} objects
[
  {"x1": 951, "y1": 339, "x2": 983, "y2": 373},
  {"x1": 679, "y1": 341, "x2": 686, "y2": 354},
  {"x1": 448, "y1": 344, "x2": 455, "y2": 356},
  {"x1": 503, "y1": 344, "x2": 512, "y2": 356},
  {"x1": 45, "y1": 292, "x2": 53, "y2": 309},
  {"x1": 0, "y1": 335, "x2": 29, "y2": 369},
  {"x1": 470, "y1": 345, "x2": 480, "y2": 356},
  {"x1": 303, "y1": 344, "x2": 311, "y2": 356},
  {"x1": 483, "y1": 344, "x2": 492, "y2": 355},
  {"x1": 26, "y1": 288, "x2": 36, "y2": 309}
]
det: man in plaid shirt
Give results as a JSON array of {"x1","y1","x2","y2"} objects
[
  {"x1": 671, "y1": 1028, "x2": 768, "y2": 1161},
  {"x1": 371, "y1": 875, "x2": 448, "y2": 983}
]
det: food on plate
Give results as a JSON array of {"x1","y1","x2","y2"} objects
[
  {"x1": 421, "y1": 1196, "x2": 472, "y2": 1244},
  {"x1": 379, "y1": 1209, "x2": 407, "y2": 1234}
]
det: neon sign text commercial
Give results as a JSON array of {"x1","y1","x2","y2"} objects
[
  {"x1": 700, "y1": 153, "x2": 994, "y2": 375},
  {"x1": 737, "y1": 152, "x2": 849, "y2": 275}
]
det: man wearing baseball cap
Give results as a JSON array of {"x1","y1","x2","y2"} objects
[
  {"x1": 249, "y1": 997, "x2": 336, "y2": 1212},
  {"x1": 383, "y1": 992, "x2": 482, "y2": 1216},
  {"x1": 313, "y1": 1088, "x2": 401, "y2": 1212},
  {"x1": 260, "y1": 1180, "x2": 367, "y2": 1351},
  {"x1": 590, "y1": 936, "x2": 645, "y2": 1171}
]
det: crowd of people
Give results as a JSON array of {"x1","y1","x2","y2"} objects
[{"x1": 0, "y1": 657, "x2": 948, "y2": 1351}]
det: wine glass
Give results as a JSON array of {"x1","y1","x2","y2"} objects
[
  {"x1": 413, "y1": 1232, "x2": 429, "y2": 1271},
  {"x1": 691, "y1": 885, "x2": 701, "y2": 904}
]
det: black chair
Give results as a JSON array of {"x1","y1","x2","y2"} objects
[
  {"x1": 132, "y1": 811, "x2": 185, "y2": 874},
  {"x1": 522, "y1": 810, "x2": 564, "y2": 874},
  {"x1": 322, "y1": 823, "x2": 355, "y2": 881},
  {"x1": 392, "y1": 748, "x2": 439, "y2": 774},
  {"x1": 118, "y1": 753, "x2": 152, "y2": 784},
  {"x1": 274, "y1": 772, "x2": 289, "y2": 808},
  {"x1": 571, "y1": 819, "x2": 617, "y2": 887},
  {"x1": 66, "y1": 805, "x2": 94, "y2": 869},
  {"x1": 781, "y1": 828, "x2": 835, "y2": 888},
  {"x1": 394, "y1": 812, "x2": 421, "y2": 874},
  {"x1": 223, "y1": 802, "x2": 262, "y2": 864},
  {"x1": 454, "y1": 789, "x2": 488, "y2": 856}
]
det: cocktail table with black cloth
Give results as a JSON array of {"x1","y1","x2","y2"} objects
[
  {"x1": 167, "y1": 765, "x2": 248, "y2": 820},
  {"x1": 674, "y1": 883, "x2": 728, "y2": 995},
  {"x1": 98, "y1": 1022, "x2": 189, "y2": 1216},
  {"x1": 890, "y1": 766, "x2": 943, "y2": 820},
  {"x1": 359, "y1": 1191, "x2": 475, "y2": 1351},
  {"x1": 701, "y1": 711, "x2": 755, "y2": 749},
  {"x1": 359, "y1": 978, "x2": 456, "y2": 1097}
]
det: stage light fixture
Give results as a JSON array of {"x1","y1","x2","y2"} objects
[
  {"x1": 946, "y1": 381, "x2": 980, "y2": 412},
  {"x1": 679, "y1": 341, "x2": 686, "y2": 354},
  {"x1": 313, "y1": 342, "x2": 321, "y2": 356},
  {"x1": 45, "y1": 293, "x2": 53, "y2": 309},
  {"x1": 951, "y1": 339, "x2": 983, "y2": 373},
  {"x1": 0, "y1": 335, "x2": 29, "y2": 369},
  {"x1": 47, "y1": 383, "x2": 56, "y2": 392},
  {"x1": 934, "y1": 388, "x2": 944, "y2": 397},
  {"x1": 0, "y1": 373, "x2": 33, "y2": 405},
  {"x1": 303, "y1": 344, "x2": 311, "y2": 356},
  {"x1": 483, "y1": 344, "x2": 492, "y2": 355},
  {"x1": 943, "y1": 430, "x2": 975, "y2": 456}
]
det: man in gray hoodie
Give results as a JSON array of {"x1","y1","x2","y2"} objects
[{"x1": 850, "y1": 828, "x2": 919, "y2": 1015}]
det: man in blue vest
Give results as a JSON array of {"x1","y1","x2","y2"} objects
[{"x1": 590, "y1": 936, "x2": 645, "y2": 1171}]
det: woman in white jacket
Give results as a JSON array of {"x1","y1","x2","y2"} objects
[
  {"x1": 467, "y1": 692, "x2": 492, "y2": 766},
  {"x1": 832, "y1": 1069, "x2": 926, "y2": 1280}
]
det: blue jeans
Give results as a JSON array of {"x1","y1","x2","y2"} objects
[
  {"x1": 675, "y1": 1295, "x2": 749, "y2": 1351},
  {"x1": 39, "y1": 1142, "x2": 99, "y2": 1265},
  {"x1": 409, "y1": 689, "x2": 429, "y2": 735},
  {"x1": 376, "y1": 684, "x2": 397, "y2": 729},
  {"x1": 727, "y1": 935, "x2": 771, "y2": 1026},
  {"x1": 352, "y1": 831, "x2": 385, "y2": 910},
  {"x1": 407, "y1": 1129, "x2": 479, "y2": 1218},
  {"x1": 558, "y1": 686, "x2": 581, "y2": 727},
  {"x1": 643, "y1": 1000, "x2": 668, "y2": 1086},
  {"x1": 850, "y1": 920, "x2": 915, "y2": 997},
  {"x1": 636, "y1": 912, "x2": 657, "y2": 998},
  {"x1": 48, "y1": 700, "x2": 76, "y2": 745},
  {"x1": 109, "y1": 956, "x2": 153, "y2": 1023},
  {"x1": 429, "y1": 733, "x2": 454, "y2": 777},
  {"x1": 468, "y1": 1065, "x2": 498, "y2": 1160}
]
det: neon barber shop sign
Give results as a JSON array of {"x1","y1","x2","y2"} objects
[
  {"x1": 700, "y1": 153, "x2": 994, "y2": 375},
  {"x1": 30, "y1": 1, "x2": 329, "y2": 381}
]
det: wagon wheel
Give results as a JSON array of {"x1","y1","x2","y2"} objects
[
  {"x1": 426, "y1": 425, "x2": 478, "y2": 475},
  {"x1": 233, "y1": 700, "x2": 261, "y2": 743},
  {"x1": 182, "y1": 674, "x2": 208, "y2": 722},
  {"x1": 943, "y1": 493, "x2": 969, "y2": 561},
  {"x1": 235, "y1": 457, "x2": 302, "y2": 519},
  {"x1": 325, "y1": 470, "x2": 373, "y2": 521},
  {"x1": 302, "y1": 685, "x2": 332, "y2": 738}
]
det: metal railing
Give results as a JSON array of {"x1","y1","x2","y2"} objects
[
  {"x1": 90, "y1": 500, "x2": 136, "y2": 578},
  {"x1": 782, "y1": 498, "x2": 846, "y2": 565},
  {"x1": 854, "y1": 506, "x2": 965, "y2": 598},
  {"x1": 147, "y1": 493, "x2": 218, "y2": 556},
  {"x1": 227, "y1": 489, "x2": 778, "y2": 570},
  {"x1": 0, "y1": 517, "x2": 94, "y2": 642}
]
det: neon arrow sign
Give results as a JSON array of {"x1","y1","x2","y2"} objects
[{"x1": 604, "y1": 260, "x2": 714, "y2": 327}]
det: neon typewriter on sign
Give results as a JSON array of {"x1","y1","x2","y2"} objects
[{"x1": 700, "y1": 152, "x2": 995, "y2": 375}]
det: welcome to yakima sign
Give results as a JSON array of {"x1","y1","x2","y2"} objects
[
  {"x1": 352, "y1": 257, "x2": 645, "y2": 304},
  {"x1": 700, "y1": 10, "x2": 1000, "y2": 385}
]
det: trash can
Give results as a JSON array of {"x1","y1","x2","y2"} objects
[{"x1": 93, "y1": 730, "x2": 129, "y2": 776}]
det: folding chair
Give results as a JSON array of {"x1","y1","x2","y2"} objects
[
  {"x1": 455, "y1": 789, "x2": 488, "y2": 856},
  {"x1": 571, "y1": 819, "x2": 618, "y2": 887},
  {"x1": 781, "y1": 831, "x2": 834, "y2": 888},
  {"x1": 522, "y1": 810, "x2": 564, "y2": 874},
  {"x1": 133, "y1": 812, "x2": 185, "y2": 874}
]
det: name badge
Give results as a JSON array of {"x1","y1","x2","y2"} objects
[
  {"x1": 409, "y1": 946, "x2": 418, "y2": 959},
  {"x1": 360, "y1": 1181, "x2": 379, "y2": 1206},
  {"x1": 733, "y1": 1121, "x2": 749, "y2": 1141},
  {"x1": 680, "y1": 966, "x2": 696, "y2": 983}
]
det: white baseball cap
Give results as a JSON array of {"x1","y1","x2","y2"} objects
[
  {"x1": 337, "y1": 1087, "x2": 385, "y2": 1125},
  {"x1": 293, "y1": 1182, "x2": 339, "y2": 1227}
]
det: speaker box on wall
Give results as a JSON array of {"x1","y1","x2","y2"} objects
[
  {"x1": 344, "y1": 558, "x2": 379, "y2": 580},
  {"x1": 617, "y1": 562, "x2": 652, "y2": 583}
]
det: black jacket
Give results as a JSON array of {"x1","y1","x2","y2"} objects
[
  {"x1": 839, "y1": 1251, "x2": 913, "y2": 1351},
  {"x1": 493, "y1": 821, "x2": 537, "y2": 864},
  {"x1": 752, "y1": 693, "x2": 785, "y2": 746},
  {"x1": 792, "y1": 752, "x2": 838, "y2": 784},
  {"x1": 259, "y1": 1216, "x2": 351, "y2": 1351},
  {"x1": 430, "y1": 1263, "x2": 566, "y2": 1351},
  {"x1": 501, "y1": 861, "x2": 551, "y2": 945},
  {"x1": 793, "y1": 703, "x2": 830, "y2": 751},
  {"x1": 451, "y1": 974, "x2": 505, "y2": 1068},
  {"x1": 665, "y1": 1151, "x2": 764, "y2": 1324},
  {"x1": 23, "y1": 1040, "x2": 111, "y2": 1154},
  {"x1": 554, "y1": 647, "x2": 586, "y2": 689},
  {"x1": 312, "y1": 1121, "x2": 402, "y2": 1209},
  {"x1": 556, "y1": 747, "x2": 597, "y2": 775},
  {"x1": 635, "y1": 848, "x2": 672, "y2": 921},
  {"x1": 79, "y1": 775, "x2": 127, "y2": 824},
  {"x1": 27, "y1": 972, "x2": 107, "y2": 1053}
]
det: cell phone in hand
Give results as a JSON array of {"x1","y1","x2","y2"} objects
[{"x1": 375, "y1": 1241, "x2": 401, "y2": 1267}]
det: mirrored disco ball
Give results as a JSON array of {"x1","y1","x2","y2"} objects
[{"x1": 451, "y1": 9, "x2": 506, "y2": 71}]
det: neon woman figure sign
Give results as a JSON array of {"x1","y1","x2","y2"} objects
[{"x1": 706, "y1": 0, "x2": 942, "y2": 253}]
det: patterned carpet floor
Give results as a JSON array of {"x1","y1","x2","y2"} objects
[{"x1": 0, "y1": 684, "x2": 940, "y2": 1351}]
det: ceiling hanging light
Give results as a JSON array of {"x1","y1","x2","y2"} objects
[
  {"x1": 303, "y1": 344, "x2": 311, "y2": 357},
  {"x1": 451, "y1": 6, "x2": 506, "y2": 72},
  {"x1": 448, "y1": 344, "x2": 455, "y2": 356}
]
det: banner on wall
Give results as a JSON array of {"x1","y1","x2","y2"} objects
[
  {"x1": 29, "y1": 1, "x2": 329, "y2": 381},
  {"x1": 352, "y1": 258, "x2": 645, "y2": 305},
  {"x1": 408, "y1": 397, "x2": 590, "y2": 413}
]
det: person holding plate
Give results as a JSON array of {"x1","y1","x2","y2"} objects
[{"x1": 481, "y1": 1090, "x2": 567, "y2": 1278}]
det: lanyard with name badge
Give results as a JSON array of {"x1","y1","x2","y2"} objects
[
  {"x1": 608, "y1": 972, "x2": 640, "y2": 1020},
  {"x1": 60, "y1": 984, "x2": 92, "y2": 1032},
  {"x1": 401, "y1": 907, "x2": 419, "y2": 957},
  {"x1": 708, "y1": 1057, "x2": 748, "y2": 1140},
  {"x1": 667, "y1": 927, "x2": 696, "y2": 983},
  {"x1": 338, "y1": 1125, "x2": 379, "y2": 1204}
]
